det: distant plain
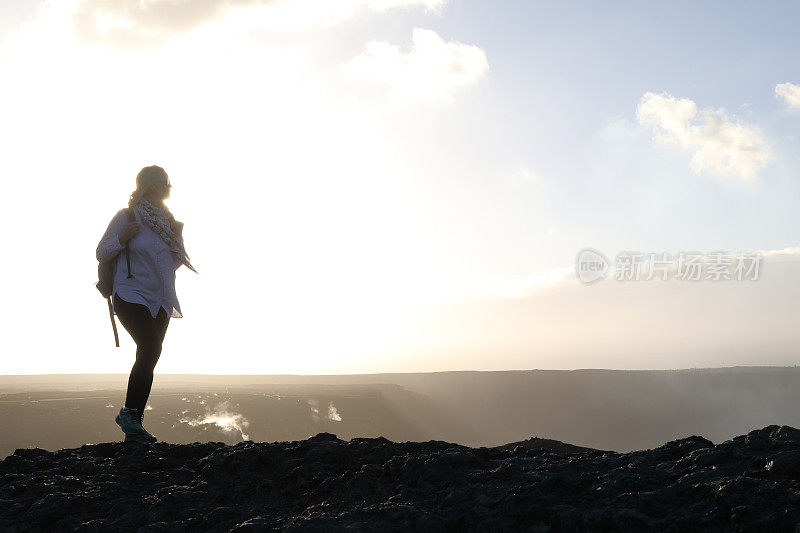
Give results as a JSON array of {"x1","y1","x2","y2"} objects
[{"x1": 2, "y1": 367, "x2": 799, "y2": 458}]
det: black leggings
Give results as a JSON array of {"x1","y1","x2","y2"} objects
[{"x1": 113, "y1": 292, "x2": 170, "y2": 418}]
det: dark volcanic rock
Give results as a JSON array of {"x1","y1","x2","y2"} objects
[
  {"x1": 492, "y1": 436, "x2": 601, "y2": 455},
  {"x1": 1, "y1": 426, "x2": 800, "y2": 532}
]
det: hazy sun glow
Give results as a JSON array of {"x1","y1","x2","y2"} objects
[{"x1": 1, "y1": 1, "x2": 799, "y2": 375}]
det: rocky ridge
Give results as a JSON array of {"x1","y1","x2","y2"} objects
[{"x1": 1, "y1": 425, "x2": 799, "y2": 531}]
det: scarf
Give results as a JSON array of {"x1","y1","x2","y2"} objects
[{"x1": 135, "y1": 199, "x2": 199, "y2": 274}]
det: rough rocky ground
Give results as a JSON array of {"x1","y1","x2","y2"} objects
[{"x1": 1, "y1": 425, "x2": 799, "y2": 532}]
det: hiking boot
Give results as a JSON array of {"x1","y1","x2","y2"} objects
[
  {"x1": 116, "y1": 407, "x2": 157, "y2": 443},
  {"x1": 137, "y1": 426, "x2": 158, "y2": 443},
  {"x1": 125, "y1": 433, "x2": 156, "y2": 444},
  {"x1": 137, "y1": 409, "x2": 158, "y2": 443}
]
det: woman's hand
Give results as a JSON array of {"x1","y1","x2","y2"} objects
[{"x1": 118, "y1": 222, "x2": 140, "y2": 244}]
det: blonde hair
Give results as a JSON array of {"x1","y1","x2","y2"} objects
[{"x1": 128, "y1": 165, "x2": 169, "y2": 208}]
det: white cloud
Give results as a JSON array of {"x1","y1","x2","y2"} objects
[
  {"x1": 758, "y1": 246, "x2": 800, "y2": 259},
  {"x1": 775, "y1": 82, "x2": 800, "y2": 108},
  {"x1": 636, "y1": 92, "x2": 770, "y2": 181},
  {"x1": 466, "y1": 265, "x2": 575, "y2": 300},
  {"x1": 71, "y1": 0, "x2": 448, "y2": 47},
  {"x1": 470, "y1": 246, "x2": 800, "y2": 302},
  {"x1": 341, "y1": 27, "x2": 488, "y2": 104}
]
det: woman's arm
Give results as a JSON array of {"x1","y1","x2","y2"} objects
[{"x1": 96, "y1": 210, "x2": 127, "y2": 263}]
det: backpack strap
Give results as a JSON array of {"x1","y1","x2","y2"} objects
[
  {"x1": 105, "y1": 208, "x2": 136, "y2": 348},
  {"x1": 125, "y1": 207, "x2": 136, "y2": 279},
  {"x1": 107, "y1": 297, "x2": 120, "y2": 347}
]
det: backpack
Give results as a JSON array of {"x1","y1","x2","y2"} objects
[{"x1": 97, "y1": 207, "x2": 136, "y2": 347}]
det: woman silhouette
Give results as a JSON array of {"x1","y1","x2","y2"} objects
[{"x1": 96, "y1": 165, "x2": 198, "y2": 443}]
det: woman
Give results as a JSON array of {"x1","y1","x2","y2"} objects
[{"x1": 96, "y1": 165, "x2": 198, "y2": 444}]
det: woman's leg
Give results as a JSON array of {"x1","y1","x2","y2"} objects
[
  {"x1": 113, "y1": 293, "x2": 170, "y2": 419},
  {"x1": 144, "y1": 307, "x2": 170, "y2": 418}
]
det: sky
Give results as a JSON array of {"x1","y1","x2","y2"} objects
[{"x1": 0, "y1": 0, "x2": 798, "y2": 374}]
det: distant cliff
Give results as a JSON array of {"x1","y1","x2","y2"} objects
[{"x1": 2, "y1": 426, "x2": 799, "y2": 531}]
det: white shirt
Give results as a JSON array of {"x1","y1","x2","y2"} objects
[{"x1": 96, "y1": 208, "x2": 184, "y2": 319}]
